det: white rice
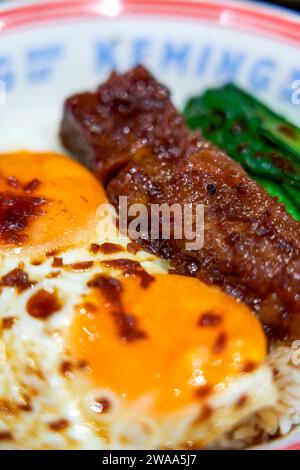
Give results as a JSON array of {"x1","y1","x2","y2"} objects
[{"x1": 213, "y1": 344, "x2": 300, "y2": 449}]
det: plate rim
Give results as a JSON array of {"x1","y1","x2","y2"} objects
[{"x1": 0, "y1": 0, "x2": 300, "y2": 46}]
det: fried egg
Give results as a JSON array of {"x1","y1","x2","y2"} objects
[
  {"x1": 0, "y1": 151, "x2": 106, "y2": 256},
  {"x1": 0, "y1": 151, "x2": 277, "y2": 449}
]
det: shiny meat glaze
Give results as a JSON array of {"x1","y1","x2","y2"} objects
[
  {"x1": 60, "y1": 66, "x2": 190, "y2": 184},
  {"x1": 60, "y1": 66, "x2": 300, "y2": 341}
]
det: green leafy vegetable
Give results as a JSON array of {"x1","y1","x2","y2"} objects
[
  {"x1": 283, "y1": 184, "x2": 300, "y2": 211},
  {"x1": 252, "y1": 176, "x2": 300, "y2": 222},
  {"x1": 184, "y1": 84, "x2": 300, "y2": 220}
]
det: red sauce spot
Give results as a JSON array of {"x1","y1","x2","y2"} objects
[
  {"x1": 213, "y1": 332, "x2": 227, "y2": 354},
  {"x1": 101, "y1": 258, "x2": 154, "y2": 289},
  {"x1": 90, "y1": 243, "x2": 101, "y2": 254},
  {"x1": 194, "y1": 384, "x2": 212, "y2": 398},
  {"x1": 97, "y1": 242, "x2": 124, "y2": 254},
  {"x1": 87, "y1": 274, "x2": 147, "y2": 342},
  {"x1": 1, "y1": 268, "x2": 35, "y2": 292},
  {"x1": 46, "y1": 249, "x2": 60, "y2": 257},
  {"x1": 0, "y1": 431, "x2": 13, "y2": 441},
  {"x1": 77, "y1": 359, "x2": 90, "y2": 372},
  {"x1": 242, "y1": 361, "x2": 257, "y2": 373},
  {"x1": 198, "y1": 312, "x2": 222, "y2": 327},
  {"x1": 52, "y1": 257, "x2": 63, "y2": 267},
  {"x1": 23, "y1": 178, "x2": 40, "y2": 193},
  {"x1": 48, "y1": 418, "x2": 69, "y2": 432},
  {"x1": 127, "y1": 242, "x2": 141, "y2": 255},
  {"x1": 61, "y1": 359, "x2": 91, "y2": 376},
  {"x1": 6, "y1": 176, "x2": 41, "y2": 193},
  {"x1": 26, "y1": 288, "x2": 62, "y2": 320},
  {"x1": 112, "y1": 309, "x2": 147, "y2": 342},
  {"x1": 6, "y1": 176, "x2": 20, "y2": 189},
  {"x1": 0, "y1": 191, "x2": 46, "y2": 245},
  {"x1": 60, "y1": 361, "x2": 73, "y2": 379},
  {"x1": 67, "y1": 261, "x2": 94, "y2": 271},
  {"x1": 2, "y1": 317, "x2": 16, "y2": 329},
  {"x1": 235, "y1": 394, "x2": 249, "y2": 408},
  {"x1": 93, "y1": 397, "x2": 111, "y2": 414},
  {"x1": 82, "y1": 301, "x2": 98, "y2": 313},
  {"x1": 88, "y1": 274, "x2": 123, "y2": 309}
]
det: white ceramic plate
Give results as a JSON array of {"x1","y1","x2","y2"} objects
[{"x1": 0, "y1": 0, "x2": 300, "y2": 450}]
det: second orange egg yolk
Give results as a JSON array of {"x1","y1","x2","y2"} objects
[{"x1": 71, "y1": 274, "x2": 267, "y2": 414}]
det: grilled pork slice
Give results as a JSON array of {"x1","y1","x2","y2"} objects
[
  {"x1": 60, "y1": 66, "x2": 189, "y2": 184},
  {"x1": 60, "y1": 66, "x2": 300, "y2": 341}
]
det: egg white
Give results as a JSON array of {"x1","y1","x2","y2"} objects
[
  {"x1": 0, "y1": 209, "x2": 166, "y2": 450},
  {"x1": 0, "y1": 207, "x2": 277, "y2": 449}
]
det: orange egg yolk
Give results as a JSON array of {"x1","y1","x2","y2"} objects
[
  {"x1": 71, "y1": 274, "x2": 267, "y2": 414},
  {"x1": 0, "y1": 151, "x2": 106, "y2": 256}
]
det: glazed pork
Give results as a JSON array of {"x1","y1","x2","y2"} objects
[
  {"x1": 60, "y1": 66, "x2": 300, "y2": 341},
  {"x1": 60, "y1": 66, "x2": 189, "y2": 184}
]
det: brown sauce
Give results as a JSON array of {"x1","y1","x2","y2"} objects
[
  {"x1": 87, "y1": 274, "x2": 146, "y2": 342},
  {"x1": 48, "y1": 418, "x2": 69, "y2": 432},
  {"x1": 213, "y1": 332, "x2": 227, "y2": 354},
  {"x1": 67, "y1": 261, "x2": 94, "y2": 271},
  {"x1": 101, "y1": 258, "x2": 154, "y2": 289},
  {"x1": 198, "y1": 312, "x2": 222, "y2": 327},
  {"x1": 127, "y1": 242, "x2": 141, "y2": 255},
  {"x1": 97, "y1": 242, "x2": 124, "y2": 254},
  {"x1": 0, "y1": 191, "x2": 46, "y2": 245},
  {"x1": 26, "y1": 288, "x2": 62, "y2": 320},
  {"x1": 2, "y1": 317, "x2": 16, "y2": 329},
  {"x1": 1, "y1": 268, "x2": 35, "y2": 292}
]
